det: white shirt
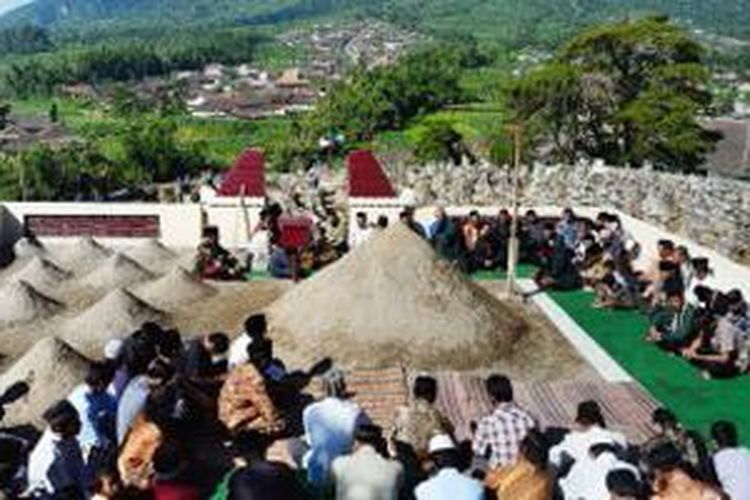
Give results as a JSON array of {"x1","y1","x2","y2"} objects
[
  {"x1": 714, "y1": 447, "x2": 750, "y2": 500},
  {"x1": 303, "y1": 397, "x2": 366, "y2": 485},
  {"x1": 27, "y1": 430, "x2": 87, "y2": 496},
  {"x1": 229, "y1": 335, "x2": 253, "y2": 369},
  {"x1": 332, "y1": 445, "x2": 403, "y2": 500},
  {"x1": 350, "y1": 226, "x2": 372, "y2": 248},
  {"x1": 414, "y1": 468, "x2": 484, "y2": 500},
  {"x1": 558, "y1": 450, "x2": 638, "y2": 500},
  {"x1": 550, "y1": 426, "x2": 628, "y2": 468}
]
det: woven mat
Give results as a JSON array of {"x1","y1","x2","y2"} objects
[
  {"x1": 309, "y1": 367, "x2": 409, "y2": 430},
  {"x1": 424, "y1": 372, "x2": 660, "y2": 443}
]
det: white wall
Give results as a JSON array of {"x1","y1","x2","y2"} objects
[
  {"x1": 0, "y1": 202, "x2": 203, "y2": 249},
  {"x1": 203, "y1": 197, "x2": 265, "y2": 249},
  {"x1": 349, "y1": 197, "x2": 407, "y2": 244}
]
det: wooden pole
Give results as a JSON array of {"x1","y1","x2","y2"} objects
[{"x1": 506, "y1": 124, "x2": 522, "y2": 298}]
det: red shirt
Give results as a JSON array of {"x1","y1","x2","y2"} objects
[{"x1": 153, "y1": 481, "x2": 201, "y2": 500}]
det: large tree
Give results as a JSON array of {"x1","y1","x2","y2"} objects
[{"x1": 508, "y1": 16, "x2": 719, "y2": 172}]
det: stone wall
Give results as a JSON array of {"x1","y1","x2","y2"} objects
[{"x1": 392, "y1": 161, "x2": 750, "y2": 265}]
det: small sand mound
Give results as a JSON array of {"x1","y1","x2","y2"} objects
[
  {"x1": 63, "y1": 288, "x2": 166, "y2": 358},
  {"x1": 266, "y1": 224, "x2": 529, "y2": 370},
  {"x1": 12, "y1": 256, "x2": 72, "y2": 290},
  {"x1": 51, "y1": 237, "x2": 112, "y2": 273},
  {"x1": 13, "y1": 237, "x2": 47, "y2": 259},
  {"x1": 79, "y1": 252, "x2": 155, "y2": 290},
  {"x1": 0, "y1": 337, "x2": 89, "y2": 428},
  {"x1": 0, "y1": 280, "x2": 64, "y2": 325},
  {"x1": 135, "y1": 267, "x2": 216, "y2": 309},
  {"x1": 124, "y1": 239, "x2": 178, "y2": 272}
]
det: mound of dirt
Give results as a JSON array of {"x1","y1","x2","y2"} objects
[
  {"x1": 51, "y1": 237, "x2": 112, "y2": 274},
  {"x1": 0, "y1": 337, "x2": 89, "y2": 428},
  {"x1": 13, "y1": 237, "x2": 47, "y2": 259},
  {"x1": 125, "y1": 239, "x2": 179, "y2": 272},
  {"x1": 134, "y1": 267, "x2": 216, "y2": 310},
  {"x1": 266, "y1": 224, "x2": 529, "y2": 370},
  {"x1": 80, "y1": 252, "x2": 155, "y2": 290},
  {"x1": 63, "y1": 288, "x2": 166, "y2": 358},
  {"x1": 12, "y1": 256, "x2": 72, "y2": 291},
  {"x1": 0, "y1": 280, "x2": 64, "y2": 325}
]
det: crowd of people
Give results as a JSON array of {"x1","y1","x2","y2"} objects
[{"x1": 2, "y1": 322, "x2": 750, "y2": 500}]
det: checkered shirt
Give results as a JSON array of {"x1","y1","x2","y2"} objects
[{"x1": 472, "y1": 402, "x2": 536, "y2": 468}]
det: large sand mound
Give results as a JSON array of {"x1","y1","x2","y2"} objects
[
  {"x1": 0, "y1": 337, "x2": 89, "y2": 427},
  {"x1": 125, "y1": 239, "x2": 178, "y2": 272},
  {"x1": 79, "y1": 252, "x2": 155, "y2": 290},
  {"x1": 12, "y1": 256, "x2": 72, "y2": 290},
  {"x1": 13, "y1": 237, "x2": 47, "y2": 259},
  {"x1": 135, "y1": 267, "x2": 216, "y2": 310},
  {"x1": 51, "y1": 237, "x2": 112, "y2": 273},
  {"x1": 266, "y1": 224, "x2": 528, "y2": 370},
  {"x1": 0, "y1": 280, "x2": 64, "y2": 325},
  {"x1": 63, "y1": 288, "x2": 166, "y2": 358}
]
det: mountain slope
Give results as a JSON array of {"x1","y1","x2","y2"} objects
[{"x1": 1, "y1": 0, "x2": 749, "y2": 43}]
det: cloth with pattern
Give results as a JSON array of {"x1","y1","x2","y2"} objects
[
  {"x1": 392, "y1": 399, "x2": 453, "y2": 458},
  {"x1": 485, "y1": 458, "x2": 553, "y2": 500},
  {"x1": 118, "y1": 413, "x2": 163, "y2": 489},
  {"x1": 472, "y1": 402, "x2": 536, "y2": 469},
  {"x1": 218, "y1": 363, "x2": 284, "y2": 434}
]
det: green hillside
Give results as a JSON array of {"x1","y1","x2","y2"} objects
[{"x1": 2, "y1": 0, "x2": 749, "y2": 45}]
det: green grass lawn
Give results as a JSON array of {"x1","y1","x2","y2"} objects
[{"x1": 548, "y1": 290, "x2": 750, "y2": 444}]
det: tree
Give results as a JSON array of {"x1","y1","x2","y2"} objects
[
  {"x1": 0, "y1": 103, "x2": 11, "y2": 130},
  {"x1": 508, "y1": 17, "x2": 718, "y2": 172},
  {"x1": 412, "y1": 119, "x2": 467, "y2": 165}
]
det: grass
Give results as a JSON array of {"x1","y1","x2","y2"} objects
[
  {"x1": 548, "y1": 289, "x2": 750, "y2": 444},
  {"x1": 9, "y1": 96, "x2": 293, "y2": 168}
]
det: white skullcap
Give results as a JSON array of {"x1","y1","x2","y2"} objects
[
  {"x1": 428, "y1": 434, "x2": 456, "y2": 454},
  {"x1": 103, "y1": 339, "x2": 124, "y2": 361}
]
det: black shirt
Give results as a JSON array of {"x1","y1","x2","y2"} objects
[{"x1": 228, "y1": 461, "x2": 308, "y2": 500}]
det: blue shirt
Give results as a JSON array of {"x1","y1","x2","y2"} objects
[
  {"x1": 414, "y1": 468, "x2": 484, "y2": 500},
  {"x1": 68, "y1": 384, "x2": 117, "y2": 454},
  {"x1": 302, "y1": 398, "x2": 367, "y2": 486}
]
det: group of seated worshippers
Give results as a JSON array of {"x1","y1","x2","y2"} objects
[
  {"x1": 16, "y1": 337, "x2": 750, "y2": 500},
  {"x1": 635, "y1": 240, "x2": 750, "y2": 380}
]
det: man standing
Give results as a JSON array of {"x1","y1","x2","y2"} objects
[
  {"x1": 415, "y1": 434, "x2": 484, "y2": 500},
  {"x1": 67, "y1": 362, "x2": 117, "y2": 469},
  {"x1": 303, "y1": 368, "x2": 367, "y2": 487},
  {"x1": 711, "y1": 421, "x2": 750, "y2": 500},
  {"x1": 27, "y1": 400, "x2": 88, "y2": 499},
  {"x1": 332, "y1": 424, "x2": 403, "y2": 500},
  {"x1": 351, "y1": 212, "x2": 373, "y2": 248},
  {"x1": 472, "y1": 374, "x2": 536, "y2": 469}
]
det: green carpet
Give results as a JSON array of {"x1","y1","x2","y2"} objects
[
  {"x1": 471, "y1": 264, "x2": 536, "y2": 281},
  {"x1": 548, "y1": 290, "x2": 750, "y2": 444}
]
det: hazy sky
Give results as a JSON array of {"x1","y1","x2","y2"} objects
[{"x1": 0, "y1": 0, "x2": 32, "y2": 16}]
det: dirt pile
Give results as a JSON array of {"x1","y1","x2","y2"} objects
[
  {"x1": 80, "y1": 252, "x2": 155, "y2": 290},
  {"x1": 62, "y1": 288, "x2": 166, "y2": 358},
  {"x1": 0, "y1": 337, "x2": 89, "y2": 427},
  {"x1": 13, "y1": 237, "x2": 47, "y2": 259},
  {"x1": 125, "y1": 239, "x2": 178, "y2": 272},
  {"x1": 11, "y1": 256, "x2": 72, "y2": 291},
  {"x1": 0, "y1": 280, "x2": 64, "y2": 325},
  {"x1": 266, "y1": 224, "x2": 529, "y2": 370},
  {"x1": 135, "y1": 267, "x2": 216, "y2": 310},
  {"x1": 52, "y1": 237, "x2": 112, "y2": 274}
]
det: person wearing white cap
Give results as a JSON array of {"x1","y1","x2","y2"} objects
[{"x1": 414, "y1": 434, "x2": 484, "y2": 500}]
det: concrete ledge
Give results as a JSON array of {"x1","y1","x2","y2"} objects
[{"x1": 518, "y1": 279, "x2": 633, "y2": 383}]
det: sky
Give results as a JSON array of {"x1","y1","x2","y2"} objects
[{"x1": 0, "y1": 0, "x2": 32, "y2": 16}]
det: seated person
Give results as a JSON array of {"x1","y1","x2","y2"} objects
[
  {"x1": 485, "y1": 429, "x2": 553, "y2": 500},
  {"x1": 576, "y1": 234, "x2": 606, "y2": 286},
  {"x1": 533, "y1": 235, "x2": 582, "y2": 291},
  {"x1": 430, "y1": 207, "x2": 461, "y2": 264},
  {"x1": 727, "y1": 290, "x2": 750, "y2": 373},
  {"x1": 642, "y1": 408, "x2": 711, "y2": 482},
  {"x1": 682, "y1": 295, "x2": 743, "y2": 379},
  {"x1": 183, "y1": 332, "x2": 230, "y2": 381},
  {"x1": 267, "y1": 245, "x2": 293, "y2": 279},
  {"x1": 519, "y1": 210, "x2": 545, "y2": 265},
  {"x1": 644, "y1": 260, "x2": 684, "y2": 309},
  {"x1": 594, "y1": 259, "x2": 638, "y2": 309},
  {"x1": 646, "y1": 288, "x2": 696, "y2": 352},
  {"x1": 218, "y1": 343, "x2": 285, "y2": 436},
  {"x1": 462, "y1": 211, "x2": 482, "y2": 256},
  {"x1": 194, "y1": 228, "x2": 243, "y2": 281}
]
